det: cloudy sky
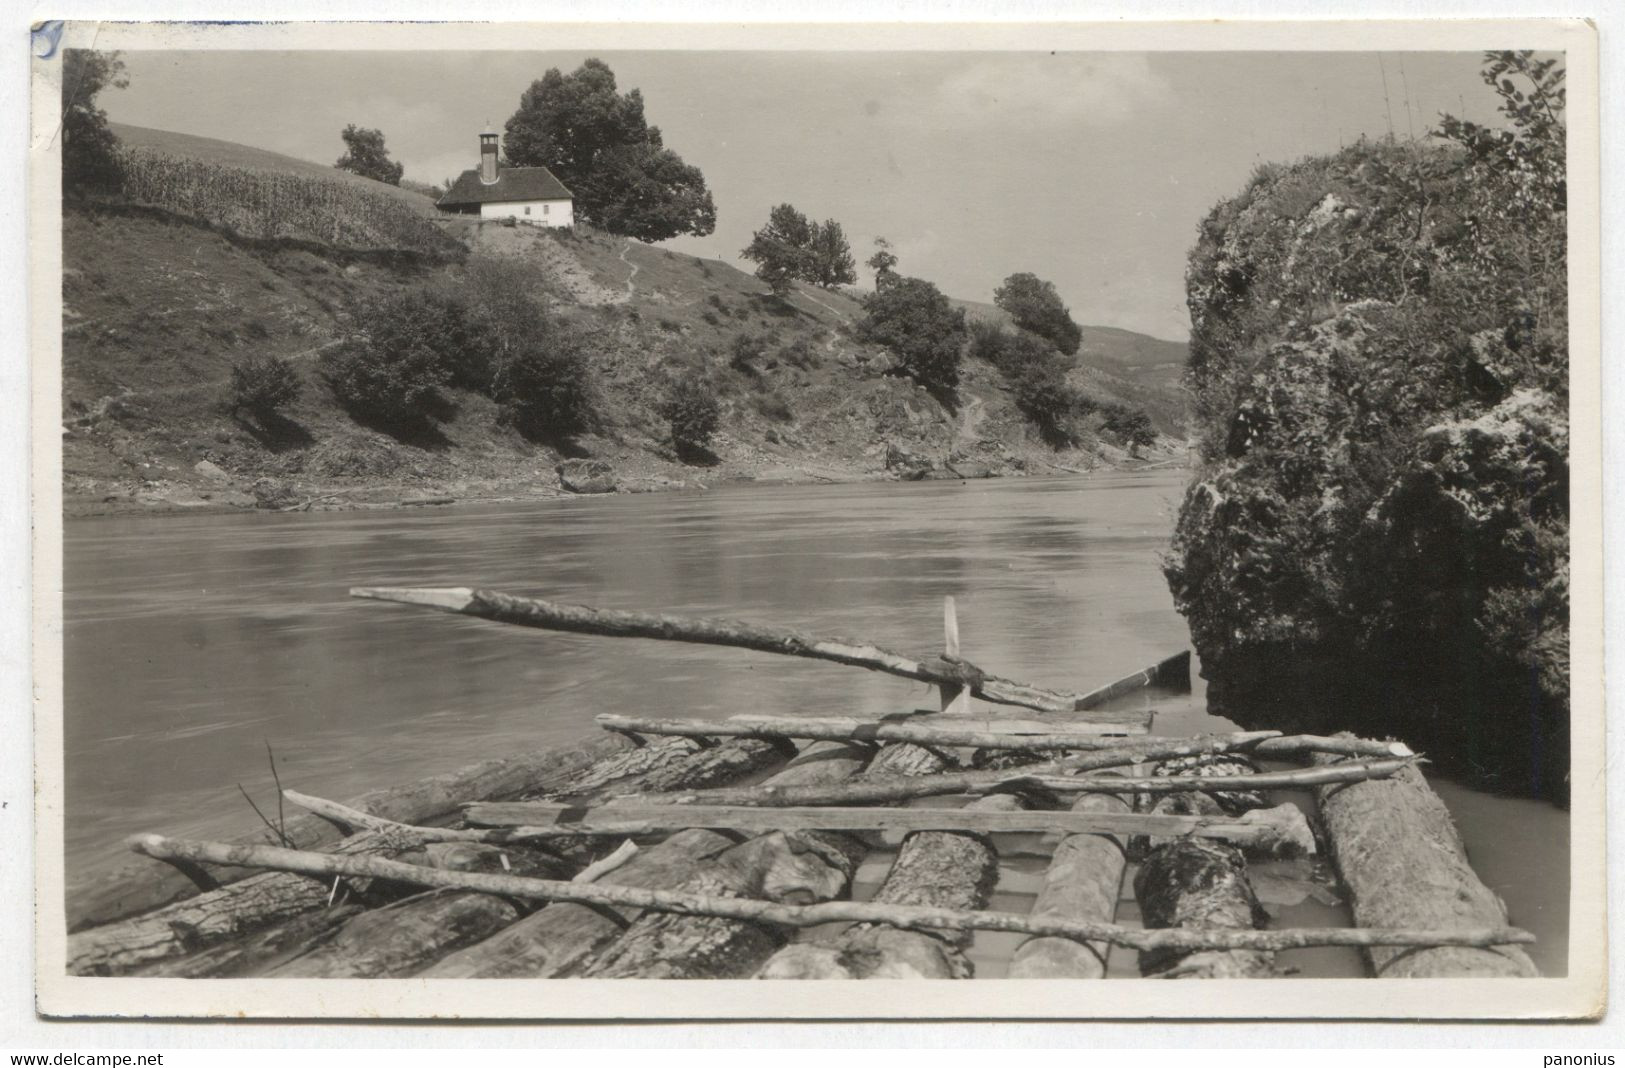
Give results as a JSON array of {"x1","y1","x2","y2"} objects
[{"x1": 102, "y1": 49, "x2": 1507, "y2": 340}]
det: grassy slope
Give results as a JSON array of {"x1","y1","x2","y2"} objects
[{"x1": 63, "y1": 128, "x2": 1190, "y2": 515}]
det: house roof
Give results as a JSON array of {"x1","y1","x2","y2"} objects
[{"x1": 438, "y1": 165, "x2": 574, "y2": 208}]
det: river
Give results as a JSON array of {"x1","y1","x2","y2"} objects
[{"x1": 61, "y1": 470, "x2": 1569, "y2": 975}]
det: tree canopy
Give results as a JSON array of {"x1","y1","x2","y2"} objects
[
  {"x1": 62, "y1": 49, "x2": 127, "y2": 194},
  {"x1": 994, "y1": 272, "x2": 1083, "y2": 356},
  {"x1": 857, "y1": 275, "x2": 967, "y2": 393},
  {"x1": 741, "y1": 204, "x2": 856, "y2": 295},
  {"x1": 866, "y1": 237, "x2": 899, "y2": 289},
  {"x1": 335, "y1": 125, "x2": 405, "y2": 186},
  {"x1": 503, "y1": 58, "x2": 716, "y2": 241}
]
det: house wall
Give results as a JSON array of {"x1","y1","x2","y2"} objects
[{"x1": 478, "y1": 199, "x2": 574, "y2": 226}]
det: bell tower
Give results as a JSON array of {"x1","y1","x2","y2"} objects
[{"x1": 479, "y1": 123, "x2": 499, "y2": 184}]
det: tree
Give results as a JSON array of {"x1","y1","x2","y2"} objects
[
  {"x1": 503, "y1": 58, "x2": 716, "y2": 240},
  {"x1": 994, "y1": 272, "x2": 1083, "y2": 356},
  {"x1": 867, "y1": 237, "x2": 899, "y2": 289},
  {"x1": 741, "y1": 204, "x2": 816, "y2": 297},
  {"x1": 61, "y1": 49, "x2": 127, "y2": 194},
  {"x1": 809, "y1": 220, "x2": 857, "y2": 288},
  {"x1": 857, "y1": 276, "x2": 968, "y2": 393},
  {"x1": 335, "y1": 125, "x2": 405, "y2": 186}
]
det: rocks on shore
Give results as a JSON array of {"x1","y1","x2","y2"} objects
[{"x1": 557, "y1": 458, "x2": 617, "y2": 494}]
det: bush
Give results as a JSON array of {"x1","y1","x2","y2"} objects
[
  {"x1": 660, "y1": 371, "x2": 722, "y2": 460},
  {"x1": 857, "y1": 276, "x2": 967, "y2": 392},
  {"x1": 229, "y1": 354, "x2": 302, "y2": 417},
  {"x1": 490, "y1": 327, "x2": 597, "y2": 441},
  {"x1": 729, "y1": 330, "x2": 777, "y2": 374},
  {"x1": 322, "y1": 290, "x2": 457, "y2": 426},
  {"x1": 753, "y1": 390, "x2": 794, "y2": 423}
]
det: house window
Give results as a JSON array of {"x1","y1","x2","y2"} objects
[
  {"x1": 543, "y1": 204, "x2": 550, "y2": 215},
  {"x1": 524, "y1": 206, "x2": 531, "y2": 216}
]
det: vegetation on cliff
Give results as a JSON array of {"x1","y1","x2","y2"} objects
[{"x1": 1164, "y1": 52, "x2": 1569, "y2": 799}]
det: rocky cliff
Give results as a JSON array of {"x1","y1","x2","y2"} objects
[{"x1": 1164, "y1": 129, "x2": 1569, "y2": 800}]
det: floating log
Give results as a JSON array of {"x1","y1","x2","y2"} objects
[
  {"x1": 351, "y1": 585, "x2": 1157, "y2": 716},
  {"x1": 757, "y1": 794, "x2": 1017, "y2": 979},
  {"x1": 68, "y1": 832, "x2": 416, "y2": 977},
  {"x1": 1134, "y1": 837, "x2": 1275, "y2": 979},
  {"x1": 459, "y1": 799, "x2": 1310, "y2": 850},
  {"x1": 1312, "y1": 752, "x2": 1540, "y2": 978},
  {"x1": 423, "y1": 740, "x2": 876, "y2": 979},
  {"x1": 127, "y1": 834, "x2": 1535, "y2": 954},
  {"x1": 1008, "y1": 791, "x2": 1132, "y2": 979},
  {"x1": 973, "y1": 758, "x2": 1415, "y2": 798},
  {"x1": 574, "y1": 743, "x2": 902, "y2": 979},
  {"x1": 66, "y1": 730, "x2": 635, "y2": 933}
]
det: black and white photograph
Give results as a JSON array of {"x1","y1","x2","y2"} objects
[{"x1": 27, "y1": 17, "x2": 1603, "y2": 1021}]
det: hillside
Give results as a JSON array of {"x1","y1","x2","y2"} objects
[{"x1": 62, "y1": 127, "x2": 1190, "y2": 517}]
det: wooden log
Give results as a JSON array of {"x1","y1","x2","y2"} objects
[
  {"x1": 1008, "y1": 792, "x2": 1131, "y2": 979},
  {"x1": 67, "y1": 832, "x2": 417, "y2": 977},
  {"x1": 758, "y1": 794, "x2": 1017, "y2": 979},
  {"x1": 127, "y1": 834, "x2": 1537, "y2": 954},
  {"x1": 460, "y1": 799, "x2": 1311, "y2": 850},
  {"x1": 67, "y1": 730, "x2": 634, "y2": 932},
  {"x1": 1075, "y1": 649, "x2": 1190, "y2": 708},
  {"x1": 582, "y1": 830, "x2": 867, "y2": 978},
  {"x1": 351, "y1": 585, "x2": 1144, "y2": 716},
  {"x1": 136, "y1": 906, "x2": 366, "y2": 979},
  {"x1": 267, "y1": 889, "x2": 525, "y2": 978},
  {"x1": 533, "y1": 736, "x2": 702, "y2": 799},
  {"x1": 1313, "y1": 753, "x2": 1540, "y2": 977},
  {"x1": 622, "y1": 738, "x2": 1323, "y2": 810},
  {"x1": 1134, "y1": 837, "x2": 1276, "y2": 978},
  {"x1": 730, "y1": 709, "x2": 1150, "y2": 737},
  {"x1": 422, "y1": 740, "x2": 875, "y2": 979},
  {"x1": 599, "y1": 715, "x2": 1274, "y2": 751},
  {"x1": 973, "y1": 758, "x2": 1416, "y2": 797},
  {"x1": 573, "y1": 743, "x2": 908, "y2": 979},
  {"x1": 419, "y1": 830, "x2": 738, "y2": 979}
]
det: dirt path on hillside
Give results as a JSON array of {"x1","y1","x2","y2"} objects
[{"x1": 619, "y1": 241, "x2": 640, "y2": 301}]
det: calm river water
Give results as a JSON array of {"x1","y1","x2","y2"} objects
[{"x1": 62, "y1": 471, "x2": 1569, "y2": 975}]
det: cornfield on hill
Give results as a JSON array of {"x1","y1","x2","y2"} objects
[{"x1": 116, "y1": 147, "x2": 461, "y2": 257}]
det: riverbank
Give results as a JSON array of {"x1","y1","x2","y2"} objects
[{"x1": 64, "y1": 432, "x2": 1191, "y2": 518}]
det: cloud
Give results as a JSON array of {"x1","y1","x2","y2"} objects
[{"x1": 936, "y1": 53, "x2": 1172, "y2": 127}]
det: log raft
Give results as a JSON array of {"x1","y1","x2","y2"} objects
[{"x1": 67, "y1": 593, "x2": 1540, "y2": 982}]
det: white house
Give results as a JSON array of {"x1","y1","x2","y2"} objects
[{"x1": 436, "y1": 126, "x2": 574, "y2": 226}]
